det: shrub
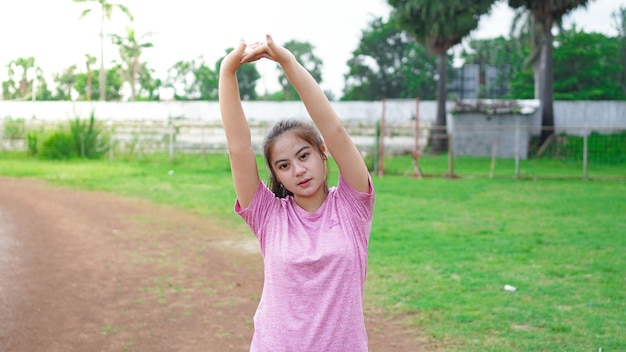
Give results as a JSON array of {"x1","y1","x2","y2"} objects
[
  {"x1": 3, "y1": 117, "x2": 26, "y2": 140},
  {"x1": 27, "y1": 131, "x2": 39, "y2": 156},
  {"x1": 68, "y1": 112, "x2": 108, "y2": 159},
  {"x1": 40, "y1": 130, "x2": 75, "y2": 159},
  {"x1": 37, "y1": 112, "x2": 109, "y2": 160}
]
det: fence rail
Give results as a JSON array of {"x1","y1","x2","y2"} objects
[{"x1": 1, "y1": 118, "x2": 624, "y2": 180}]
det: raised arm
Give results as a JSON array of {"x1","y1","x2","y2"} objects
[
  {"x1": 242, "y1": 35, "x2": 370, "y2": 193},
  {"x1": 219, "y1": 40, "x2": 261, "y2": 209}
]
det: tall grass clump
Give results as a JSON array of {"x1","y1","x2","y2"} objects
[{"x1": 30, "y1": 112, "x2": 108, "y2": 159}]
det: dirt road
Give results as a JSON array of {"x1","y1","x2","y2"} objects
[{"x1": 0, "y1": 177, "x2": 430, "y2": 351}]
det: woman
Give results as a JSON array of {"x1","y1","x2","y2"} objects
[{"x1": 218, "y1": 34, "x2": 374, "y2": 351}]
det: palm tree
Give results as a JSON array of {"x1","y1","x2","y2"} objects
[
  {"x1": 73, "y1": 0, "x2": 133, "y2": 101},
  {"x1": 612, "y1": 6, "x2": 626, "y2": 96},
  {"x1": 110, "y1": 28, "x2": 153, "y2": 101},
  {"x1": 508, "y1": 0, "x2": 590, "y2": 147},
  {"x1": 85, "y1": 54, "x2": 97, "y2": 101},
  {"x1": 2, "y1": 57, "x2": 37, "y2": 99},
  {"x1": 387, "y1": 0, "x2": 497, "y2": 154}
]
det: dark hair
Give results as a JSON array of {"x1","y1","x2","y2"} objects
[{"x1": 263, "y1": 118, "x2": 328, "y2": 198}]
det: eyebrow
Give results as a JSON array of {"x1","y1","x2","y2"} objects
[{"x1": 273, "y1": 146, "x2": 310, "y2": 167}]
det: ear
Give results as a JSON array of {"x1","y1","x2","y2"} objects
[{"x1": 320, "y1": 143, "x2": 328, "y2": 160}]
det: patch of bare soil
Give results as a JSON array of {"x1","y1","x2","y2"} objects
[{"x1": 0, "y1": 177, "x2": 433, "y2": 351}]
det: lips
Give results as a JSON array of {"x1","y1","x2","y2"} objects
[{"x1": 298, "y1": 178, "x2": 312, "y2": 186}]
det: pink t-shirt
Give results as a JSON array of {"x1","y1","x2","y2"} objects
[{"x1": 235, "y1": 174, "x2": 375, "y2": 352}]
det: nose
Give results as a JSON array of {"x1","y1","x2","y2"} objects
[{"x1": 294, "y1": 160, "x2": 306, "y2": 176}]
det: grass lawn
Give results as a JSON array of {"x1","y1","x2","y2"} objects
[{"x1": 1, "y1": 152, "x2": 624, "y2": 351}]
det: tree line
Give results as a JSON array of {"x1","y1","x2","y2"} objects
[{"x1": 2, "y1": 1, "x2": 626, "y2": 152}]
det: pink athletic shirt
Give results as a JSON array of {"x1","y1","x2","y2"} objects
[{"x1": 235, "y1": 174, "x2": 375, "y2": 352}]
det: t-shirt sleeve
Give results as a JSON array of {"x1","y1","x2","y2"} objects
[
  {"x1": 336, "y1": 173, "x2": 375, "y2": 221},
  {"x1": 234, "y1": 181, "x2": 277, "y2": 239}
]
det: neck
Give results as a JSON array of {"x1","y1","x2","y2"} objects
[{"x1": 294, "y1": 189, "x2": 328, "y2": 213}]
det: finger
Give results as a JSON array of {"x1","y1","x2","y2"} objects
[
  {"x1": 242, "y1": 43, "x2": 268, "y2": 59},
  {"x1": 235, "y1": 38, "x2": 247, "y2": 53}
]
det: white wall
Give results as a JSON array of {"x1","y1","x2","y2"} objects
[{"x1": 1, "y1": 100, "x2": 625, "y2": 131}]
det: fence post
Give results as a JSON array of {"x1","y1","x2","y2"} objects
[
  {"x1": 413, "y1": 97, "x2": 422, "y2": 178},
  {"x1": 583, "y1": 131, "x2": 589, "y2": 180},
  {"x1": 514, "y1": 123, "x2": 520, "y2": 179},
  {"x1": 0, "y1": 118, "x2": 4, "y2": 152},
  {"x1": 109, "y1": 120, "x2": 114, "y2": 161},
  {"x1": 169, "y1": 120, "x2": 175, "y2": 163},
  {"x1": 200, "y1": 124, "x2": 206, "y2": 157},
  {"x1": 489, "y1": 136, "x2": 497, "y2": 179},
  {"x1": 378, "y1": 98, "x2": 386, "y2": 177},
  {"x1": 447, "y1": 133, "x2": 454, "y2": 178}
]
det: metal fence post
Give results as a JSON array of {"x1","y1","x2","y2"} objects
[
  {"x1": 109, "y1": 120, "x2": 114, "y2": 161},
  {"x1": 378, "y1": 98, "x2": 386, "y2": 177},
  {"x1": 447, "y1": 133, "x2": 454, "y2": 178},
  {"x1": 169, "y1": 121, "x2": 175, "y2": 163},
  {"x1": 515, "y1": 124, "x2": 520, "y2": 179},
  {"x1": 0, "y1": 118, "x2": 4, "y2": 152},
  {"x1": 413, "y1": 97, "x2": 422, "y2": 178},
  {"x1": 490, "y1": 136, "x2": 497, "y2": 179},
  {"x1": 583, "y1": 131, "x2": 589, "y2": 180}
]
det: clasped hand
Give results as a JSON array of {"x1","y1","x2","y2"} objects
[{"x1": 221, "y1": 34, "x2": 294, "y2": 74}]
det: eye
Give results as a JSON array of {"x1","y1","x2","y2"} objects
[
  {"x1": 299, "y1": 152, "x2": 310, "y2": 160},
  {"x1": 278, "y1": 162, "x2": 289, "y2": 170}
]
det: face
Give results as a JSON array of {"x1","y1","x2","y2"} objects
[{"x1": 270, "y1": 132, "x2": 327, "y2": 201}]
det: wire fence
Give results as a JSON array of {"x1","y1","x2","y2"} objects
[{"x1": 1, "y1": 117, "x2": 625, "y2": 180}]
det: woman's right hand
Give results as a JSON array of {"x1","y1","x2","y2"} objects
[{"x1": 220, "y1": 39, "x2": 247, "y2": 75}]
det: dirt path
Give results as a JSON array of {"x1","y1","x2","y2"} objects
[{"x1": 0, "y1": 177, "x2": 430, "y2": 352}]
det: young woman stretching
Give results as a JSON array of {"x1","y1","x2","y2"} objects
[{"x1": 218, "y1": 34, "x2": 375, "y2": 352}]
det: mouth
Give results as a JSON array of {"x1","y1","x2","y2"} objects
[{"x1": 298, "y1": 178, "x2": 312, "y2": 186}]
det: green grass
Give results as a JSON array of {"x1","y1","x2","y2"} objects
[
  {"x1": 381, "y1": 153, "x2": 626, "y2": 179},
  {"x1": 1, "y1": 151, "x2": 625, "y2": 351}
]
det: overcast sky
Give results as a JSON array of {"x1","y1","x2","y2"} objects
[{"x1": 1, "y1": 0, "x2": 624, "y2": 98}]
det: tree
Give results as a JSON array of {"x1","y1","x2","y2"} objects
[
  {"x1": 73, "y1": 0, "x2": 133, "y2": 101},
  {"x1": 2, "y1": 57, "x2": 45, "y2": 100},
  {"x1": 53, "y1": 65, "x2": 78, "y2": 100},
  {"x1": 110, "y1": 27, "x2": 154, "y2": 101},
  {"x1": 510, "y1": 27, "x2": 624, "y2": 100},
  {"x1": 612, "y1": 6, "x2": 626, "y2": 97},
  {"x1": 85, "y1": 54, "x2": 97, "y2": 101},
  {"x1": 136, "y1": 63, "x2": 161, "y2": 101},
  {"x1": 508, "y1": 0, "x2": 590, "y2": 146},
  {"x1": 74, "y1": 66, "x2": 123, "y2": 101},
  {"x1": 553, "y1": 28, "x2": 623, "y2": 100},
  {"x1": 166, "y1": 58, "x2": 217, "y2": 100},
  {"x1": 509, "y1": 8, "x2": 545, "y2": 98},
  {"x1": 387, "y1": 0, "x2": 496, "y2": 153},
  {"x1": 343, "y1": 16, "x2": 439, "y2": 100},
  {"x1": 277, "y1": 40, "x2": 323, "y2": 100}
]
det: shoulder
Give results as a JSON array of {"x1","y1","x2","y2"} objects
[{"x1": 331, "y1": 173, "x2": 374, "y2": 220}]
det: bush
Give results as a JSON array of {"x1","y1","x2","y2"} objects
[
  {"x1": 3, "y1": 117, "x2": 26, "y2": 140},
  {"x1": 40, "y1": 130, "x2": 75, "y2": 159},
  {"x1": 27, "y1": 131, "x2": 38, "y2": 156},
  {"x1": 35, "y1": 112, "x2": 109, "y2": 160},
  {"x1": 68, "y1": 112, "x2": 108, "y2": 159}
]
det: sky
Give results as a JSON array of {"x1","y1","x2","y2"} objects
[{"x1": 0, "y1": 0, "x2": 624, "y2": 99}]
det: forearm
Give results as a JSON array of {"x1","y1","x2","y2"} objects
[
  {"x1": 280, "y1": 58, "x2": 333, "y2": 123},
  {"x1": 218, "y1": 72, "x2": 253, "y2": 153}
]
